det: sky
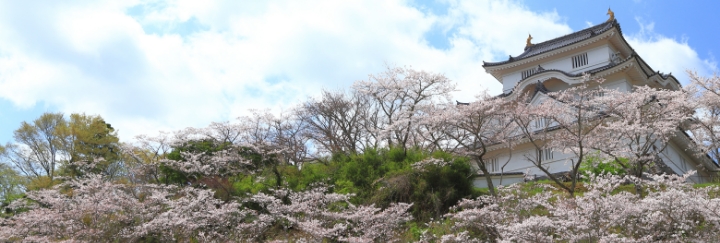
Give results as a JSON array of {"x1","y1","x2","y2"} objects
[{"x1": 0, "y1": 0, "x2": 718, "y2": 144}]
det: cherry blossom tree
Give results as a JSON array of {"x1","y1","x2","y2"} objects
[
  {"x1": 299, "y1": 89, "x2": 376, "y2": 154},
  {"x1": 414, "y1": 103, "x2": 461, "y2": 153},
  {"x1": 430, "y1": 92, "x2": 516, "y2": 197},
  {"x1": 121, "y1": 131, "x2": 175, "y2": 184},
  {"x1": 0, "y1": 175, "x2": 164, "y2": 242},
  {"x1": 441, "y1": 172, "x2": 720, "y2": 242},
  {"x1": 353, "y1": 66, "x2": 456, "y2": 151},
  {"x1": 259, "y1": 110, "x2": 311, "y2": 165},
  {"x1": 685, "y1": 71, "x2": 720, "y2": 163},
  {"x1": 130, "y1": 186, "x2": 266, "y2": 242},
  {"x1": 124, "y1": 111, "x2": 307, "y2": 190},
  {"x1": 506, "y1": 83, "x2": 597, "y2": 196},
  {"x1": 592, "y1": 85, "x2": 694, "y2": 194},
  {"x1": 0, "y1": 174, "x2": 271, "y2": 242},
  {"x1": 160, "y1": 144, "x2": 256, "y2": 178},
  {"x1": 0, "y1": 175, "x2": 412, "y2": 242},
  {"x1": 248, "y1": 186, "x2": 413, "y2": 242},
  {"x1": 205, "y1": 121, "x2": 245, "y2": 144}
]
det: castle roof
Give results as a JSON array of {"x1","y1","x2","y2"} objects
[{"x1": 483, "y1": 20, "x2": 620, "y2": 67}]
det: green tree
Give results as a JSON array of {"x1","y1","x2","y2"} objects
[
  {"x1": 4, "y1": 112, "x2": 121, "y2": 183},
  {"x1": 57, "y1": 113, "x2": 121, "y2": 178},
  {"x1": 0, "y1": 163, "x2": 26, "y2": 206}
]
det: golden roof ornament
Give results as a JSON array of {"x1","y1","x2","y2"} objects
[
  {"x1": 607, "y1": 8, "x2": 615, "y2": 22},
  {"x1": 526, "y1": 34, "x2": 533, "y2": 48}
]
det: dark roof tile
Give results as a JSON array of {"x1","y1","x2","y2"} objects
[{"x1": 484, "y1": 20, "x2": 620, "y2": 67}]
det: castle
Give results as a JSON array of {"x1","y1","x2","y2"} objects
[{"x1": 474, "y1": 10, "x2": 719, "y2": 187}]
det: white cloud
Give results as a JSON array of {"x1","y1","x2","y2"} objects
[
  {"x1": 0, "y1": 0, "x2": 574, "y2": 141},
  {"x1": 626, "y1": 18, "x2": 718, "y2": 84}
]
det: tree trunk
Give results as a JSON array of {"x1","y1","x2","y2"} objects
[{"x1": 475, "y1": 158, "x2": 497, "y2": 197}]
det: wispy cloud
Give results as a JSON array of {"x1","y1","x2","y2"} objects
[{"x1": 626, "y1": 18, "x2": 717, "y2": 84}]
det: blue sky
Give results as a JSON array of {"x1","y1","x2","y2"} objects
[{"x1": 0, "y1": 0, "x2": 717, "y2": 144}]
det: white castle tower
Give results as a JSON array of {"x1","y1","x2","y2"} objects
[{"x1": 475, "y1": 10, "x2": 719, "y2": 187}]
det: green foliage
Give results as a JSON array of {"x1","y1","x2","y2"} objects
[
  {"x1": 6, "y1": 112, "x2": 122, "y2": 181},
  {"x1": 297, "y1": 148, "x2": 472, "y2": 221},
  {"x1": 278, "y1": 162, "x2": 334, "y2": 191},
  {"x1": 400, "y1": 219, "x2": 458, "y2": 242},
  {"x1": 0, "y1": 163, "x2": 26, "y2": 207},
  {"x1": 25, "y1": 176, "x2": 59, "y2": 191},
  {"x1": 579, "y1": 154, "x2": 627, "y2": 178},
  {"x1": 59, "y1": 114, "x2": 121, "y2": 178},
  {"x1": 232, "y1": 175, "x2": 268, "y2": 195},
  {"x1": 407, "y1": 155, "x2": 473, "y2": 222},
  {"x1": 472, "y1": 187, "x2": 491, "y2": 197},
  {"x1": 694, "y1": 182, "x2": 720, "y2": 188},
  {"x1": 236, "y1": 147, "x2": 474, "y2": 222},
  {"x1": 158, "y1": 164, "x2": 191, "y2": 186},
  {"x1": 333, "y1": 147, "x2": 415, "y2": 202}
]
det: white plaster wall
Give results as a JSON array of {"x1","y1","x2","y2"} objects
[
  {"x1": 540, "y1": 56, "x2": 567, "y2": 71},
  {"x1": 473, "y1": 175, "x2": 525, "y2": 188},
  {"x1": 502, "y1": 72, "x2": 522, "y2": 93},
  {"x1": 540, "y1": 45, "x2": 610, "y2": 74},
  {"x1": 482, "y1": 147, "x2": 575, "y2": 175},
  {"x1": 660, "y1": 142, "x2": 706, "y2": 183},
  {"x1": 601, "y1": 78, "x2": 630, "y2": 92},
  {"x1": 500, "y1": 45, "x2": 613, "y2": 92}
]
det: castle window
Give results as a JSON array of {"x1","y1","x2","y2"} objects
[
  {"x1": 534, "y1": 117, "x2": 551, "y2": 128},
  {"x1": 537, "y1": 148, "x2": 553, "y2": 162},
  {"x1": 487, "y1": 157, "x2": 499, "y2": 172},
  {"x1": 521, "y1": 68, "x2": 536, "y2": 79},
  {"x1": 592, "y1": 89, "x2": 605, "y2": 99},
  {"x1": 572, "y1": 52, "x2": 589, "y2": 69}
]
